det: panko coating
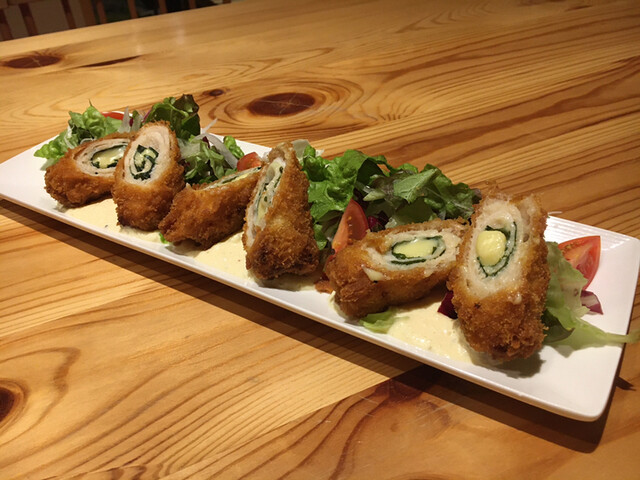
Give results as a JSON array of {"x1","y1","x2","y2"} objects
[
  {"x1": 44, "y1": 133, "x2": 131, "y2": 207},
  {"x1": 243, "y1": 142, "x2": 319, "y2": 280},
  {"x1": 325, "y1": 219, "x2": 468, "y2": 318},
  {"x1": 159, "y1": 167, "x2": 262, "y2": 248},
  {"x1": 447, "y1": 192, "x2": 550, "y2": 361},
  {"x1": 112, "y1": 121, "x2": 184, "y2": 231}
]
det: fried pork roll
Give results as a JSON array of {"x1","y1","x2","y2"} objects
[
  {"x1": 325, "y1": 219, "x2": 467, "y2": 318},
  {"x1": 447, "y1": 193, "x2": 549, "y2": 361},
  {"x1": 112, "y1": 121, "x2": 184, "y2": 231},
  {"x1": 44, "y1": 133, "x2": 131, "y2": 207},
  {"x1": 159, "y1": 166, "x2": 262, "y2": 248},
  {"x1": 243, "y1": 142, "x2": 319, "y2": 280}
]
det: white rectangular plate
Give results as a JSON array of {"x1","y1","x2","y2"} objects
[{"x1": 1, "y1": 137, "x2": 638, "y2": 421}]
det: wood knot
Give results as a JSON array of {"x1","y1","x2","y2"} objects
[
  {"x1": 3, "y1": 53, "x2": 61, "y2": 69},
  {"x1": 0, "y1": 382, "x2": 25, "y2": 428},
  {"x1": 248, "y1": 93, "x2": 315, "y2": 116},
  {"x1": 206, "y1": 89, "x2": 226, "y2": 97}
]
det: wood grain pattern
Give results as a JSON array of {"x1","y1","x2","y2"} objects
[{"x1": 0, "y1": 0, "x2": 639, "y2": 478}]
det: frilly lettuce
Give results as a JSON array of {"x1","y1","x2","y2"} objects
[
  {"x1": 35, "y1": 106, "x2": 121, "y2": 169},
  {"x1": 34, "y1": 94, "x2": 245, "y2": 184},
  {"x1": 181, "y1": 136, "x2": 239, "y2": 184},
  {"x1": 543, "y1": 242, "x2": 639, "y2": 344},
  {"x1": 301, "y1": 147, "x2": 390, "y2": 249},
  {"x1": 223, "y1": 136, "x2": 244, "y2": 160},
  {"x1": 359, "y1": 309, "x2": 401, "y2": 333},
  {"x1": 364, "y1": 164, "x2": 480, "y2": 228},
  {"x1": 300, "y1": 146, "x2": 480, "y2": 250},
  {"x1": 143, "y1": 95, "x2": 200, "y2": 141}
]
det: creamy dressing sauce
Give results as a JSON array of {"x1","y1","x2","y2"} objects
[
  {"x1": 387, "y1": 289, "x2": 476, "y2": 363},
  {"x1": 190, "y1": 232, "x2": 250, "y2": 280},
  {"x1": 63, "y1": 200, "x2": 476, "y2": 363},
  {"x1": 64, "y1": 199, "x2": 317, "y2": 291},
  {"x1": 63, "y1": 199, "x2": 161, "y2": 243}
]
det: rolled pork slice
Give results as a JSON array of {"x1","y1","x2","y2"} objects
[
  {"x1": 325, "y1": 219, "x2": 468, "y2": 318},
  {"x1": 112, "y1": 121, "x2": 184, "y2": 231},
  {"x1": 242, "y1": 142, "x2": 319, "y2": 280},
  {"x1": 44, "y1": 133, "x2": 130, "y2": 207},
  {"x1": 447, "y1": 192, "x2": 550, "y2": 361},
  {"x1": 159, "y1": 166, "x2": 262, "y2": 248}
]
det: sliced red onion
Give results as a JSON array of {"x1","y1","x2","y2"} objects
[
  {"x1": 205, "y1": 133, "x2": 238, "y2": 169},
  {"x1": 438, "y1": 290, "x2": 457, "y2": 319},
  {"x1": 292, "y1": 139, "x2": 310, "y2": 160},
  {"x1": 117, "y1": 107, "x2": 131, "y2": 133},
  {"x1": 367, "y1": 216, "x2": 384, "y2": 232},
  {"x1": 200, "y1": 119, "x2": 218, "y2": 134},
  {"x1": 63, "y1": 126, "x2": 75, "y2": 148},
  {"x1": 178, "y1": 138, "x2": 201, "y2": 158},
  {"x1": 581, "y1": 290, "x2": 603, "y2": 314}
]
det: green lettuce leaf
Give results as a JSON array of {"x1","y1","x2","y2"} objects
[
  {"x1": 181, "y1": 137, "x2": 236, "y2": 184},
  {"x1": 301, "y1": 147, "x2": 388, "y2": 248},
  {"x1": 301, "y1": 146, "x2": 480, "y2": 250},
  {"x1": 359, "y1": 309, "x2": 402, "y2": 333},
  {"x1": 543, "y1": 242, "x2": 640, "y2": 344},
  {"x1": 35, "y1": 105, "x2": 121, "y2": 168},
  {"x1": 385, "y1": 198, "x2": 437, "y2": 228},
  {"x1": 364, "y1": 164, "x2": 480, "y2": 226},
  {"x1": 303, "y1": 147, "x2": 386, "y2": 220},
  {"x1": 223, "y1": 136, "x2": 244, "y2": 159},
  {"x1": 143, "y1": 94, "x2": 200, "y2": 141}
]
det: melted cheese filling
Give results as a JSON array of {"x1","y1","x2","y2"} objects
[
  {"x1": 78, "y1": 139, "x2": 129, "y2": 176},
  {"x1": 366, "y1": 229, "x2": 461, "y2": 272},
  {"x1": 464, "y1": 200, "x2": 526, "y2": 297}
]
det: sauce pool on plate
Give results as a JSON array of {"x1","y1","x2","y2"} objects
[{"x1": 64, "y1": 199, "x2": 477, "y2": 364}]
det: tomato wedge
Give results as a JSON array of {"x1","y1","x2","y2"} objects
[
  {"x1": 102, "y1": 111, "x2": 124, "y2": 120},
  {"x1": 332, "y1": 199, "x2": 369, "y2": 253},
  {"x1": 558, "y1": 236, "x2": 601, "y2": 288},
  {"x1": 237, "y1": 152, "x2": 262, "y2": 170}
]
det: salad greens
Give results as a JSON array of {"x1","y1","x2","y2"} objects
[
  {"x1": 181, "y1": 136, "x2": 237, "y2": 184},
  {"x1": 35, "y1": 94, "x2": 245, "y2": 184},
  {"x1": 359, "y1": 309, "x2": 401, "y2": 334},
  {"x1": 35, "y1": 105, "x2": 121, "y2": 169},
  {"x1": 365, "y1": 163, "x2": 480, "y2": 228},
  {"x1": 223, "y1": 136, "x2": 244, "y2": 160},
  {"x1": 143, "y1": 95, "x2": 201, "y2": 141},
  {"x1": 300, "y1": 146, "x2": 481, "y2": 250},
  {"x1": 542, "y1": 242, "x2": 639, "y2": 345}
]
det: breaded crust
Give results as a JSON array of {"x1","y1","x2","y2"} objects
[
  {"x1": 112, "y1": 122, "x2": 184, "y2": 231},
  {"x1": 159, "y1": 168, "x2": 261, "y2": 248},
  {"x1": 447, "y1": 193, "x2": 549, "y2": 361},
  {"x1": 325, "y1": 219, "x2": 468, "y2": 318},
  {"x1": 243, "y1": 142, "x2": 319, "y2": 279},
  {"x1": 44, "y1": 133, "x2": 131, "y2": 207}
]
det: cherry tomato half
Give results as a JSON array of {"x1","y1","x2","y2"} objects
[
  {"x1": 102, "y1": 111, "x2": 124, "y2": 120},
  {"x1": 237, "y1": 152, "x2": 262, "y2": 170},
  {"x1": 332, "y1": 199, "x2": 369, "y2": 253},
  {"x1": 558, "y1": 235, "x2": 601, "y2": 288}
]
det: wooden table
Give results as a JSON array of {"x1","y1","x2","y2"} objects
[{"x1": 1, "y1": 0, "x2": 639, "y2": 478}]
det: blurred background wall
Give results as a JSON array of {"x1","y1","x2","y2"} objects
[{"x1": 3, "y1": 0, "x2": 229, "y2": 40}]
